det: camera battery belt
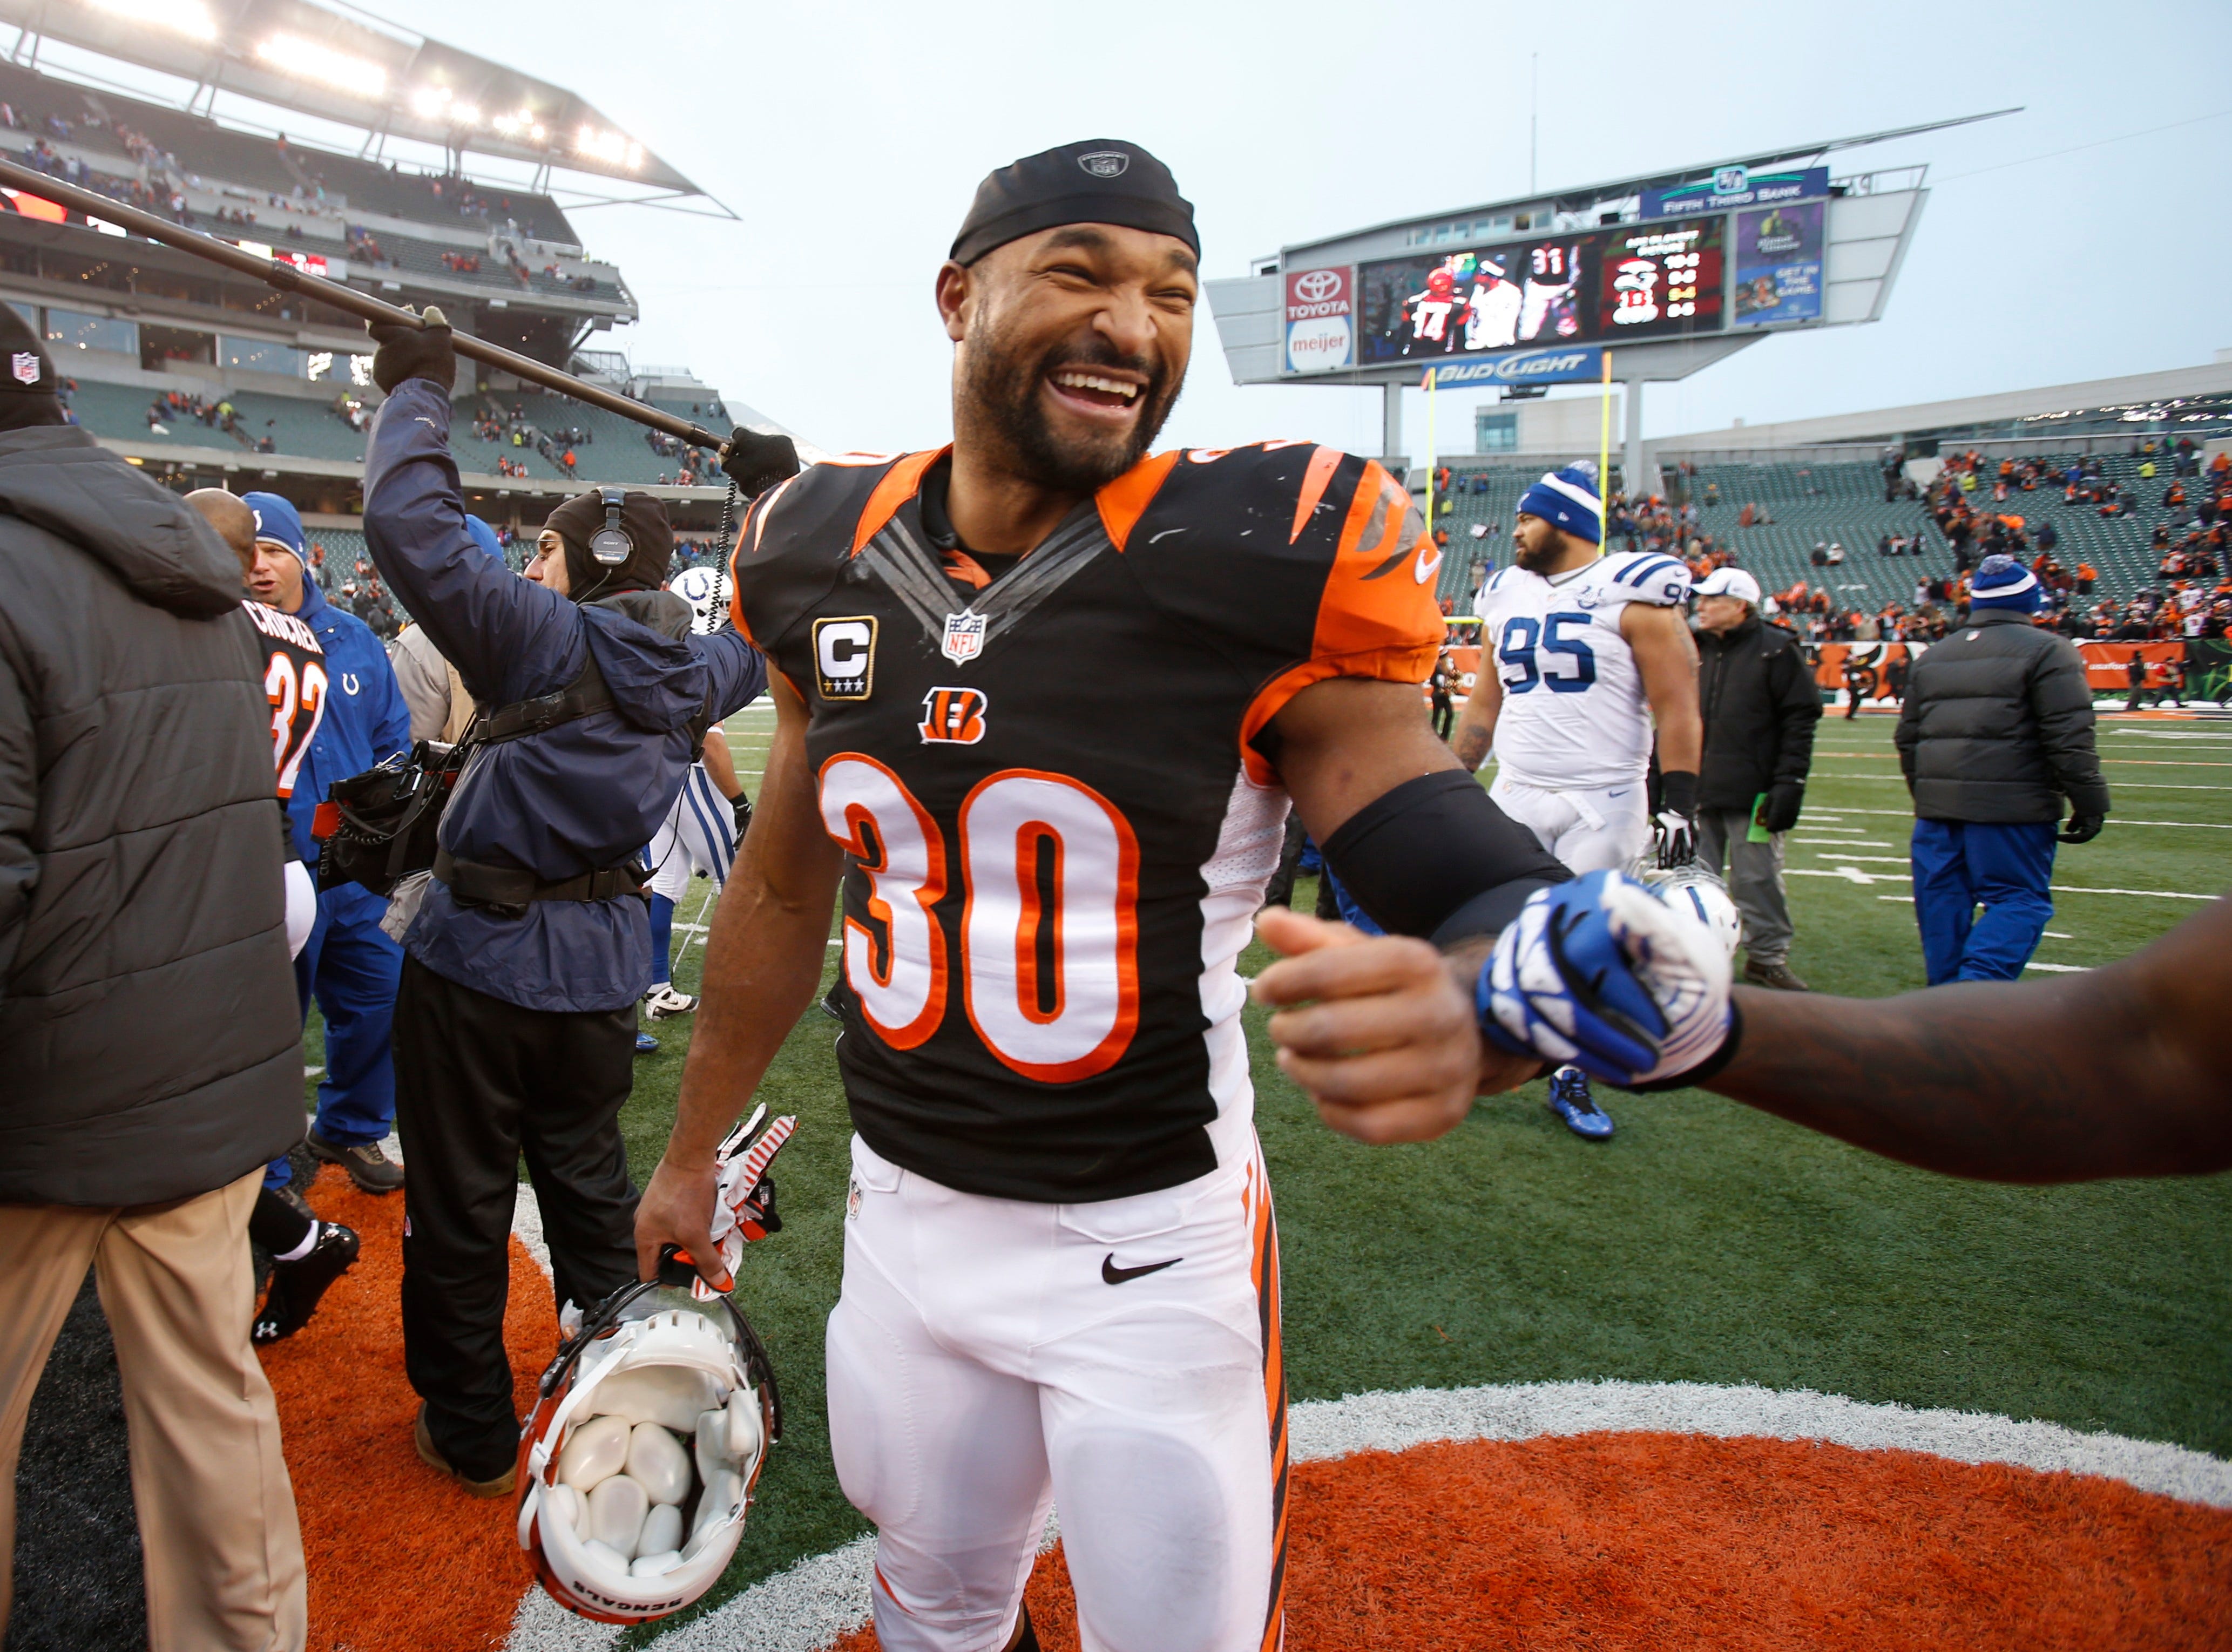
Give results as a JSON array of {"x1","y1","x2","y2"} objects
[{"x1": 432, "y1": 845, "x2": 646, "y2": 909}]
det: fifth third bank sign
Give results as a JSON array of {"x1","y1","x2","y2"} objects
[{"x1": 1285, "y1": 266, "x2": 1354, "y2": 373}]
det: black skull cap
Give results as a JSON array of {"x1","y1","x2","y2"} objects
[
  {"x1": 0, "y1": 301, "x2": 57, "y2": 393},
  {"x1": 950, "y1": 139, "x2": 1198, "y2": 267}
]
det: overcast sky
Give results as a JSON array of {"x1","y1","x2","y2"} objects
[{"x1": 103, "y1": 0, "x2": 2232, "y2": 459}]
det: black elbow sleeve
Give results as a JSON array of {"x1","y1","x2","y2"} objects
[{"x1": 1318, "y1": 770, "x2": 1570, "y2": 943}]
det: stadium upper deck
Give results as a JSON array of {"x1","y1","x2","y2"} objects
[{"x1": 0, "y1": 45, "x2": 776, "y2": 527}]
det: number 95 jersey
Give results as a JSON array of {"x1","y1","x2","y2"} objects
[
  {"x1": 732, "y1": 443, "x2": 1442, "y2": 1203},
  {"x1": 1476, "y1": 550, "x2": 1690, "y2": 790}
]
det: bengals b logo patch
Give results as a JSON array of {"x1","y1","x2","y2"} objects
[{"x1": 919, "y1": 686, "x2": 988, "y2": 745}]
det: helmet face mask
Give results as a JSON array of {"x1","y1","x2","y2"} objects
[
  {"x1": 1631, "y1": 861, "x2": 1744, "y2": 962},
  {"x1": 517, "y1": 1282, "x2": 781, "y2": 1623}
]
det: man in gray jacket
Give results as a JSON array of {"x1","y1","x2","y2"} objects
[
  {"x1": 0, "y1": 316, "x2": 307, "y2": 1647},
  {"x1": 1895, "y1": 555, "x2": 2110, "y2": 984}
]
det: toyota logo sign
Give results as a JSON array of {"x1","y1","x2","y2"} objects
[{"x1": 1294, "y1": 269, "x2": 1343, "y2": 304}]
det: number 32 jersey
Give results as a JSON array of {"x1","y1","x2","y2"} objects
[
  {"x1": 1476, "y1": 550, "x2": 1690, "y2": 790},
  {"x1": 732, "y1": 443, "x2": 1442, "y2": 1202}
]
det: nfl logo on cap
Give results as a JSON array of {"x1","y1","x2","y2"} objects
[
  {"x1": 1078, "y1": 151, "x2": 1129, "y2": 178},
  {"x1": 11, "y1": 352, "x2": 38, "y2": 386},
  {"x1": 941, "y1": 609, "x2": 987, "y2": 665}
]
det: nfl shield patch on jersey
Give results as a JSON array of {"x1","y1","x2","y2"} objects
[{"x1": 940, "y1": 609, "x2": 987, "y2": 665}]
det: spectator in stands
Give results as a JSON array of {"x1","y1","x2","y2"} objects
[
  {"x1": 0, "y1": 320, "x2": 308, "y2": 1650},
  {"x1": 1692, "y1": 567, "x2": 1821, "y2": 992},
  {"x1": 1896, "y1": 556, "x2": 2107, "y2": 985},
  {"x1": 242, "y1": 494, "x2": 412, "y2": 1199}
]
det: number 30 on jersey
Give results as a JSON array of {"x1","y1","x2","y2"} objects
[{"x1": 817, "y1": 755, "x2": 1141, "y2": 1084}]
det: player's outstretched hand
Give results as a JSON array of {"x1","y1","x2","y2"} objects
[
  {"x1": 1251, "y1": 908, "x2": 1542, "y2": 1145},
  {"x1": 1482, "y1": 870, "x2": 1732, "y2": 1088},
  {"x1": 365, "y1": 303, "x2": 455, "y2": 395},
  {"x1": 634, "y1": 1153, "x2": 729, "y2": 1291}
]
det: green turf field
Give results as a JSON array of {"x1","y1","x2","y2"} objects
[{"x1": 307, "y1": 705, "x2": 2232, "y2": 1640}]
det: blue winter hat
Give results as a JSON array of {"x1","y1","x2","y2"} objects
[
  {"x1": 1516, "y1": 464, "x2": 1602, "y2": 545},
  {"x1": 242, "y1": 491, "x2": 305, "y2": 561},
  {"x1": 1970, "y1": 553, "x2": 2042, "y2": 612},
  {"x1": 464, "y1": 513, "x2": 502, "y2": 560}
]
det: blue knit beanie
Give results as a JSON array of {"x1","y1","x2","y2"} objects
[
  {"x1": 1515, "y1": 464, "x2": 1602, "y2": 545},
  {"x1": 1970, "y1": 554, "x2": 2042, "y2": 612},
  {"x1": 243, "y1": 491, "x2": 305, "y2": 561}
]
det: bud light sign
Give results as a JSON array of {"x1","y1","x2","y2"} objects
[
  {"x1": 1284, "y1": 266, "x2": 1355, "y2": 373},
  {"x1": 1423, "y1": 347, "x2": 1605, "y2": 388}
]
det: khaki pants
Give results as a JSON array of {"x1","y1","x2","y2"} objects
[{"x1": 0, "y1": 1170, "x2": 306, "y2": 1651}]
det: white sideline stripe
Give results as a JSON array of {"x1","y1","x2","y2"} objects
[
  {"x1": 1816, "y1": 807, "x2": 2232, "y2": 830},
  {"x1": 2025, "y1": 962, "x2": 2091, "y2": 972},
  {"x1": 502, "y1": 1381, "x2": 2232, "y2": 1651},
  {"x1": 513, "y1": 1184, "x2": 552, "y2": 1279},
  {"x1": 1816, "y1": 774, "x2": 2232, "y2": 791}
]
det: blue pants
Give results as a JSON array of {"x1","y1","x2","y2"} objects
[
  {"x1": 1910, "y1": 818, "x2": 2058, "y2": 985},
  {"x1": 268, "y1": 888, "x2": 404, "y2": 1188}
]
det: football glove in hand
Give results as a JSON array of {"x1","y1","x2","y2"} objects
[
  {"x1": 720, "y1": 428, "x2": 800, "y2": 499},
  {"x1": 1757, "y1": 781, "x2": 1805, "y2": 835},
  {"x1": 365, "y1": 304, "x2": 455, "y2": 394},
  {"x1": 2059, "y1": 811, "x2": 2104, "y2": 845},
  {"x1": 1480, "y1": 869, "x2": 1733, "y2": 1088},
  {"x1": 731, "y1": 790, "x2": 753, "y2": 843},
  {"x1": 1654, "y1": 769, "x2": 1700, "y2": 868},
  {"x1": 689, "y1": 1105, "x2": 797, "y2": 1302}
]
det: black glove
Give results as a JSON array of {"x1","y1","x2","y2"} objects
[
  {"x1": 1757, "y1": 781, "x2": 1805, "y2": 835},
  {"x1": 2059, "y1": 812, "x2": 2104, "y2": 845},
  {"x1": 1654, "y1": 769, "x2": 1699, "y2": 868},
  {"x1": 731, "y1": 790, "x2": 753, "y2": 843},
  {"x1": 721, "y1": 428, "x2": 800, "y2": 498},
  {"x1": 364, "y1": 304, "x2": 455, "y2": 395}
]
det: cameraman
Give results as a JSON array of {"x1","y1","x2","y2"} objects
[{"x1": 359, "y1": 312, "x2": 779, "y2": 1495}]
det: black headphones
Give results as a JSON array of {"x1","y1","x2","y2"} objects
[{"x1": 587, "y1": 487, "x2": 632, "y2": 566}]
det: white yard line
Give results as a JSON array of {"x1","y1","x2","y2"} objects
[
  {"x1": 1806, "y1": 805, "x2": 2232, "y2": 830},
  {"x1": 2025, "y1": 962, "x2": 2091, "y2": 973}
]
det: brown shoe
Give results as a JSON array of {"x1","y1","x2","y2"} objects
[
  {"x1": 1743, "y1": 959, "x2": 1811, "y2": 992},
  {"x1": 308, "y1": 1131, "x2": 404, "y2": 1194},
  {"x1": 414, "y1": 1405, "x2": 516, "y2": 1498}
]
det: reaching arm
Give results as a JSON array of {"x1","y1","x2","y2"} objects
[
  {"x1": 699, "y1": 724, "x2": 741, "y2": 798},
  {"x1": 634, "y1": 675, "x2": 844, "y2": 1286},
  {"x1": 1708, "y1": 896, "x2": 2232, "y2": 1181},
  {"x1": 1449, "y1": 665, "x2": 1502, "y2": 772},
  {"x1": 1251, "y1": 676, "x2": 1561, "y2": 1143},
  {"x1": 1621, "y1": 601, "x2": 1701, "y2": 777}
]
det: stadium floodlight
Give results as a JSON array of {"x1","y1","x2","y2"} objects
[
  {"x1": 573, "y1": 125, "x2": 644, "y2": 171},
  {"x1": 254, "y1": 33, "x2": 388, "y2": 99},
  {"x1": 410, "y1": 86, "x2": 450, "y2": 119},
  {"x1": 306, "y1": 350, "x2": 333, "y2": 382},
  {"x1": 85, "y1": 0, "x2": 217, "y2": 41}
]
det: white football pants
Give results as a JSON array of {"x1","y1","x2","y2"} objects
[
  {"x1": 645, "y1": 762, "x2": 735, "y2": 903},
  {"x1": 1490, "y1": 773, "x2": 1650, "y2": 875},
  {"x1": 826, "y1": 1134, "x2": 1286, "y2": 1652}
]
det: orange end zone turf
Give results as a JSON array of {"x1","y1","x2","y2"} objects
[
  {"x1": 837, "y1": 1433, "x2": 2232, "y2": 1651},
  {"x1": 259, "y1": 1167, "x2": 552, "y2": 1652}
]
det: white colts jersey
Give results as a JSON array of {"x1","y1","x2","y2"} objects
[{"x1": 1478, "y1": 550, "x2": 1692, "y2": 789}]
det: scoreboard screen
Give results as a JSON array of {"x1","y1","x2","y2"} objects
[{"x1": 1357, "y1": 216, "x2": 1726, "y2": 365}]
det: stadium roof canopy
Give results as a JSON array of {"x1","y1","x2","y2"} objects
[{"x1": 0, "y1": 0, "x2": 713, "y2": 206}]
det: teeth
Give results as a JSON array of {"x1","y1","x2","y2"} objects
[{"x1": 1054, "y1": 371, "x2": 1139, "y2": 401}]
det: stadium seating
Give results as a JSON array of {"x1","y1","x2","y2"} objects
[{"x1": 464, "y1": 389, "x2": 712, "y2": 486}]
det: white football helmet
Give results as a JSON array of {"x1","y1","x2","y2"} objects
[
  {"x1": 1635, "y1": 862, "x2": 1744, "y2": 960},
  {"x1": 670, "y1": 564, "x2": 727, "y2": 637},
  {"x1": 516, "y1": 1278, "x2": 779, "y2": 1623}
]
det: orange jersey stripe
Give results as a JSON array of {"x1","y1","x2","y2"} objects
[
  {"x1": 852, "y1": 448, "x2": 950, "y2": 556},
  {"x1": 1095, "y1": 450, "x2": 1183, "y2": 551},
  {"x1": 1288, "y1": 445, "x2": 1343, "y2": 544}
]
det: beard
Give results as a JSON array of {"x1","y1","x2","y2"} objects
[
  {"x1": 958, "y1": 319, "x2": 1181, "y2": 495},
  {"x1": 1513, "y1": 531, "x2": 1561, "y2": 572}
]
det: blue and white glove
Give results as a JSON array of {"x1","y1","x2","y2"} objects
[{"x1": 1478, "y1": 869, "x2": 1733, "y2": 1088}]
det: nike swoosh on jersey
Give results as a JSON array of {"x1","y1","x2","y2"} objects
[
  {"x1": 1413, "y1": 545, "x2": 1443, "y2": 585},
  {"x1": 1102, "y1": 1252, "x2": 1182, "y2": 1284}
]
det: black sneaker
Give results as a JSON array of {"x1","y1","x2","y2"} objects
[
  {"x1": 307, "y1": 1131, "x2": 404, "y2": 1194},
  {"x1": 252, "y1": 1221, "x2": 360, "y2": 1345}
]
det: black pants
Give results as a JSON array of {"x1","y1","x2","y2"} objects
[
  {"x1": 1432, "y1": 696, "x2": 1454, "y2": 740},
  {"x1": 1261, "y1": 814, "x2": 1308, "y2": 910},
  {"x1": 392, "y1": 956, "x2": 640, "y2": 1479}
]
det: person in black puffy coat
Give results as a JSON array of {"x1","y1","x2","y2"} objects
[{"x1": 1894, "y1": 555, "x2": 2109, "y2": 984}]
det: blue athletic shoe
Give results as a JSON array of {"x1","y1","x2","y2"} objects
[
  {"x1": 634, "y1": 1031, "x2": 660, "y2": 1057},
  {"x1": 1547, "y1": 1066, "x2": 1615, "y2": 1141}
]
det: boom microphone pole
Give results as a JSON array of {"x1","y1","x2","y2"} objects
[{"x1": 0, "y1": 153, "x2": 731, "y2": 455}]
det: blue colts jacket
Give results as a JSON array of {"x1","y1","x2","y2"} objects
[
  {"x1": 284, "y1": 578, "x2": 411, "y2": 869},
  {"x1": 362, "y1": 378, "x2": 766, "y2": 1012}
]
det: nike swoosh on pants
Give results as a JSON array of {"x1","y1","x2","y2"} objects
[{"x1": 1101, "y1": 1252, "x2": 1182, "y2": 1285}]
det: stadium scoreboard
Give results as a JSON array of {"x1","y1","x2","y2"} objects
[{"x1": 1208, "y1": 144, "x2": 1938, "y2": 396}]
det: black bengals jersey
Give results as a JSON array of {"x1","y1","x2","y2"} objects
[
  {"x1": 732, "y1": 442, "x2": 1443, "y2": 1202},
  {"x1": 241, "y1": 599, "x2": 329, "y2": 805}
]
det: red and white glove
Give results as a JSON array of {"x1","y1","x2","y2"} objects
[{"x1": 690, "y1": 1105, "x2": 797, "y2": 1302}]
